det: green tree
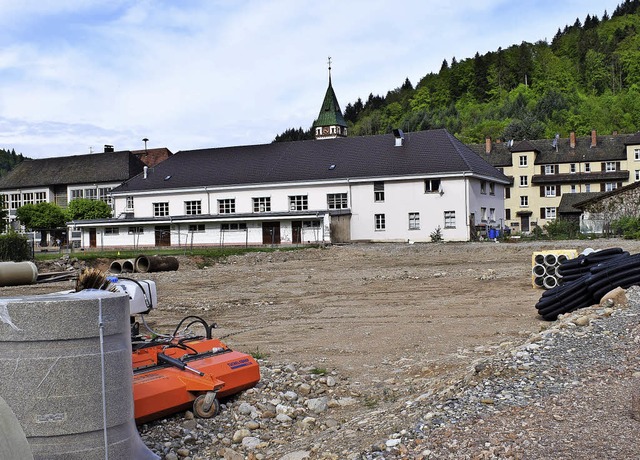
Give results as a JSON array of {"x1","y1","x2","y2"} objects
[
  {"x1": 16, "y1": 202, "x2": 67, "y2": 231},
  {"x1": 66, "y1": 198, "x2": 113, "y2": 220}
]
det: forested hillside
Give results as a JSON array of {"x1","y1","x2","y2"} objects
[
  {"x1": 276, "y1": 0, "x2": 640, "y2": 143},
  {"x1": 0, "y1": 148, "x2": 25, "y2": 177}
]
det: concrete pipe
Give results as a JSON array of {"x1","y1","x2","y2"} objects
[
  {"x1": 0, "y1": 291, "x2": 158, "y2": 460},
  {"x1": 135, "y1": 255, "x2": 179, "y2": 273},
  {"x1": 545, "y1": 265, "x2": 557, "y2": 277},
  {"x1": 108, "y1": 259, "x2": 127, "y2": 274},
  {"x1": 0, "y1": 395, "x2": 33, "y2": 460},
  {"x1": 534, "y1": 276, "x2": 545, "y2": 288},
  {"x1": 534, "y1": 254, "x2": 545, "y2": 265},
  {"x1": 544, "y1": 253, "x2": 558, "y2": 266},
  {"x1": 543, "y1": 275, "x2": 558, "y2": 289},
  {"x1": 532, "y1": 264, "x2": 546, "y2": 277},
  {"x1": 0, "y1": 261, "x2": 38, "y2": 287},
  {"x1": 122, "y1": 259, "x2": 136, "y2": 273}
]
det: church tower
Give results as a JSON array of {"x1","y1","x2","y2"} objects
[{"x1": 313, "y1": 57, "x2": 348, "y2": 140}]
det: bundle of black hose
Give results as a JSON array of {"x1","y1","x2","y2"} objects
[
  {"x1": 535, "y1": 275, "x2": 591, "y2": 310},
  {"x1": 592, "y1": 272, "x2": 640, "y2": 300},
  {"x1": 587, "y1": 252, "x2": 632, "y2": 274},
  {"x1": 583, "y1": 247, "x2": 625, "y2": 263},
  {"x1": 539, "y1": 292, "x2": 594, "y2": 320}
]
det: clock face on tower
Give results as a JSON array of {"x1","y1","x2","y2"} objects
[{"x1": 322, "y1": 126, "x2": 330, "y2": 135}]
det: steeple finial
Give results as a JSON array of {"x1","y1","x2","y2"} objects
[{"x1": 327, "y1": 56, "x2": 332, "y2": 82}]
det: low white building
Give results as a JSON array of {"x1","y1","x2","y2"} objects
[{"x1": 71, "y1": 128, "x2": 509, "y2": 248}]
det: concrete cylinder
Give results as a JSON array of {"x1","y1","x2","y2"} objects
[
  {"x1": 0, "y1": 261, "x2": 38, "y2": 287},
  {"x1": 532, "y1": 264, "x2": 546, "y2": 277},
  {"x1": 122, "y1": 259, "x2": 136, "y2": 273},
  {"x1": 0, "y1": 395, "x2": 33, "y2": 460},
  {"x1": 0, "y1": 291, "x2": 158, "y2": 460},
  {"x1": 135, "y1": 255, "x2": 179, "y2": 273},
  {"x1": 108, "y1": 259, "x2": 126, "y2": 274},
  {"x1": 544, "y1": 253, "x2": 558, "y2": 266}
]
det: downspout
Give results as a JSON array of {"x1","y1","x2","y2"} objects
[{"x1": 463, "y1": 172, "x2": 469, "y2": 241}]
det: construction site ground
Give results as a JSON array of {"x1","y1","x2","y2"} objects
[{"x1": 5, "y1": 239, "x2": 638, "y2": 387}]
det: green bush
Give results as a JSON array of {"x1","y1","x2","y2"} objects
[
  {"x1": 611, "y1": 216, "x2": 640, "y2": 239},
  {"x1": 430, "y1": 226, "x2": 443, "y2": 242},
  {"x1": 0, "y1": 231, "x2": 31, "y2": 261},
  {"x1": 544, "y1": 219, "x2": 580, "y2": 239}
]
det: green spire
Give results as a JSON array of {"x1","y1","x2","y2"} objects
[{"x1": 313, "y1": 57, "x2": 347, "y2": 137}]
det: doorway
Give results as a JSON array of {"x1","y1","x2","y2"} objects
[
  {"x1": 155, "y1": 226, "x2": 171, "y2": 246},
  {"x1": 262, "y1": 222, "x2": 281, "y2": 245}
]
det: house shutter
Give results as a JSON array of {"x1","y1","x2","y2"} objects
[
  {"x1": 540, "y1": 186, "x2": 545, "y2": 197},
  {"x1": 616, "y1": 161, "x2": 621, "y2": 170},
  {"x1": 556, "y1": 185, "x2": 561, "y2": 196},
  {"x1": 540, "y1": 207, "x2": 546, "y2": 219},
  {"x1": 506, "y1": 209, "x2": 511, "y2": 220},
  {"x1": 505, "y1": 187, "x2": 511, "y2": 199},
  {"x1": 618, "y1": 182, "x2": 623, "y2": 188},
  {"x1": 600, "y1": 183, "x2": 605, "y2": 192},
  {"x1": 555, "y1": 165, "x2": 559, "y2": 174},
  {"x1": 541, "y1": 166, "x2": 545, "y2": 175},
  {"x1": 601, "y1": 162, "x2": 606, "y2": 171}
]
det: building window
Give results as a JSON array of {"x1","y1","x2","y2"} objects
[
  {"x1": 636, "y1": 170, "x2": 640, "y2": 181},
  {"x1": 519, "y1": 156, "x2": 528, "y2": 167},
  {"x1": 221, "y1": 223, "x2": 247, "y2": 231},
  {"x1": 10, "y1": 194, "x2": 20, "y2": 209},
  {"x1": 520, "y1": 176, "x2": 528, "y2": 187},
  {"x1": 188, "y1": 224, "x2": 205, "y2": 232},
  {"x1": 520, "y1": 196, "x2": 529, "y2": 207},
  {"x1": 35, "y1": 192, "x2": 46, "y2": 203},
  {"x1": 481, "y1": 207, "x2": 487, "y2": 222},
  {"x1": 545, "y1": 207, "x2": 557, "y2": 219},
  {"x1": 408, "y1": 212, "x2": 420, "y2": 230},
  {"x1": 22, "y1": 192, "x2": 34, "y2": 205},
  {"x1": 635, "y1": 148, "x2": 640, "y2": 161},
  {"x1": 128, "y1": 226, "x2": 144, "y2": 234},
  {"x1": 585, "y1": 184, "x2": 591, "y2": 192},
  {"x1": 424, "y1": 179, "x2": 441, "y2": 193},
  {"x1": 1, "y1": 195, "x2": 8, "y2": 210},
  {"x1": 570, "y1": 185, "x2": 577, "y2": 193},
  {"x1": 125, "y1": 196, "x2": 134, "y2": 211},
  {"x1": 70, "y1": 189, "x2": 83, "y2": 200},
  {"x1": 302, "y1": 220, "x2": 321, "y2": 228},
  {"x1": 84, "y1": 188, "x2": 97, "y2": 200},
  {"x1": 489, "y1": 208, "x2": 496, "y2": 222},
  {"x1": 375, "y1": 214, "x2": 386, "y2": 231},
  {"x1": 185, "y1": 200, "x2": 202, "y2": 215},
  {"x1": 105, "y1": 227, "x2": 119, "y2": 235},
  {"x1": 605, "y1": 162, "x2": 616, "y2": 172},
  {"x1": 544, "y1": 165, "x2": 555, "y2": 175},
  {"x1": 605, "y1": 182, "x2": 617, "y2": 192},
  {"x1": 289, "y1": 195, "x2": 308, "y2": 211},
  {"x1": 505, "y1": 209, "x2": 511, "y2": 220},
  {"x1": 584, "y1": 163, "x2": 591, "y2": 172},
  {"x1": 444, "y1": 211, "x2": 456, "y2": 228},
  {"x1": 218, "y1": 199, "x2": 236, "y2": 214},
  {"x1": 480, "y1": 181, "x2": 487, "y2": 194},
  {"x1": 98, "y1": 187, "x2": 112, "y2": 205},
  {"x1": 327, "y1": 193, "x2": 348, "y2": 210},
  {"x1": 570, "y1": 163, "x2": 577, "y2": 173},
  {"x1": 374, "y1": 182, "x2": 385, "y2": 202},
  {"x1": 545, "y1": 186, "x2": 556, "y2": 197},
  {"x1": 153, "y1": 202, "x2": 169, "y2": 217},
  {"x1": 253, "y1": 197, "x2": 271, "y2": 213},
  {"x1": 489, "y1": 182, "x2": 495, "y2": 195}
]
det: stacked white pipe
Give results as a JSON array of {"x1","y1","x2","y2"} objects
[{"x1": 532, "y1": 250, "x2": 578, "y2": 290}]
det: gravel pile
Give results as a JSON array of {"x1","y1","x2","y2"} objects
[{"x1": 138, "y1": 285, "x2": 640, "y2": 459}]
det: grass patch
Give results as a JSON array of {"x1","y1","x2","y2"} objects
[
  {"x1": 309, "y1": 367, "x2": 327, "y2": 375},
  {"x1": 249, "y1": 347, "x2": 268, "y2": 360}
]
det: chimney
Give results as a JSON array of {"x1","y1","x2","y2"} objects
[
  {"x1": 591, "y1": 129, "x2": 597, "y2": 148},
  {"x1": 570, "y1": 131, "x2": 576, "y2": 149},
  {"x1": 485, "y1": 137, "x2": 492, "y2": 154},
  {"x1": 392, "y1": 129, "x2": 404, "y2": 147},
  {"x1": 104, "y1": 144, "x2": 114, "y2": 153}
]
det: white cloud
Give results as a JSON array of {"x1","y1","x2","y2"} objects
[{"x1": 0, "y1": 0, "x2": 622, "y2": 157}]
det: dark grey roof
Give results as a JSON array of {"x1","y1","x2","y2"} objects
[
  {"x1": 624, "y1": 132, "x2": 640, "y2": 145},
  {"x1": 0, "y1": 151, "x2": 146, "y2": 189},
  {"x1": 571, "y1": 180, "x2": 640, "y2": 210},
  {"x1": 471, "y1": 133, "x2": 633, "y2": 166},
  {"x1": 558, "y1": 192, "x2": 604, "y2": 214},
  {"x1": 113, "y1": 129, "x2": 509, "y2": 193}
]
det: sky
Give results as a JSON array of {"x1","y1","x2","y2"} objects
[{"x1": 0, "y1": 0, "x2": 623, "y2": 158}]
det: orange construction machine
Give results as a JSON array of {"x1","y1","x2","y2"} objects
[{"x1": 112, "y1": 278, "x2": 260, "y2": 424}]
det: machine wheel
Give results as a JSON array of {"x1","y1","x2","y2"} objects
[{"x1": 193, "y1": 392, "x2": 220, "y2": 419}]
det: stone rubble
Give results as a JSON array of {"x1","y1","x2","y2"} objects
[{"x1": 139, "y1": 286, "x2": 640, "y2": 459}]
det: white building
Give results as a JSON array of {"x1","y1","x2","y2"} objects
[{"x1": 70, "y1": 74, "x2": 508, "y2": 248}]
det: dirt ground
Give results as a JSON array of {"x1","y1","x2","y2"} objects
[{"x1": 7, "y1": 239, "x2": 639, "y2": 387}]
